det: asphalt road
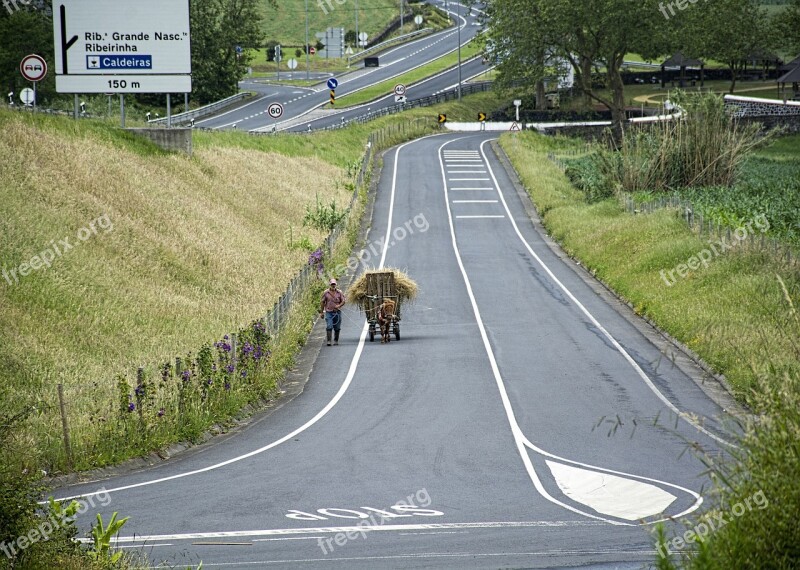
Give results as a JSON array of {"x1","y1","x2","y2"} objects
[
  {"x1": 193, "y1": 3, "x2": 483, "y2": 133},
  {"x1": 55, "y1": 132, "x2": 737, "y2": 569}
]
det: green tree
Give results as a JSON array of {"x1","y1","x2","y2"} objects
[
  {"x1": 0, "y1": 5, "x2": 56, "y2": 105},
  {"x1": 190, "y1": 0, "x2": 265, "y2": 103},
  {"x1": 485, "y1": 0, "x2": 670, "y2": 140}
]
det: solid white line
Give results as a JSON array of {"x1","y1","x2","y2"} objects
[
  {"x1": 447, "y1": 170, "x2": 487, "y2": 173},
  {"x1": 450, "y1": 187, "x2": 493, "y2": 190},
  {"x1": 54, "y1": 135, "x2": 432, "y2": 504},
  {"x1": 115, "y1": 543, "x2": 173, "y2": 549},
  {"x1": 452, "y1": 200, "x2": 498, "y2": 203},
  {"x1": 252, "y1": 537, "x2": 326, "y2": 542},
  {"x1": 437, "y1": 139, "x2": 628, "y2": 527},
  {"x1": 107, "y1": 520, "x2": 605, "y2": 544},
  {"x1": 478, "y1": 139, "x2": 732, "y2": 453},
  {"x1": 455, "y1": 215, "x2": 505, "y2": 219}
]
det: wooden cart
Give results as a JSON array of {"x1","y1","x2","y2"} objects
[{"x1": 363, "y1": 272, "x2": 401, "y2": 342}]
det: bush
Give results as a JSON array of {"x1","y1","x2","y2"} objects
[{"x1": 653, "y1": 277, "x2": 800, "y2": 568}]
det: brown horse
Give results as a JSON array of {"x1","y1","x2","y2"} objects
[{"x1": 377, "y1": 299, "x2": 396, "y2": 343}]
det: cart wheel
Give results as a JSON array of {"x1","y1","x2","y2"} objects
[
  {"x1": 369, "y1": 324, "x2": 375, "y2": 342},
  {"x1": 394, "y1": 323, "x2": 400, "y2": 341}
]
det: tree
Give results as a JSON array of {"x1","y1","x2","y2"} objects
[
  {"x1": 681, "y1": 0, "x2": 773, "y2": 93},
  {"x1": 485, "y1": 0, "x2": 671, "y2": 140},
  {"x1": 0, "y1": 5, "x2": 56, "y2": 105},
  {"x1": 190, "y1": 0, "x2": 264, "y2": 104}
]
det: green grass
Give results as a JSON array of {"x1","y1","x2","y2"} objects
[
  {"x1": 337, "y1": 41, "x2": 483, "y2": 106},
  {"x1": 499, "y1": 132, "x2": 800, "y2": 399}
]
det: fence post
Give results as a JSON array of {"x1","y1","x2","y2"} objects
[
  {"x1": 136, "y1": 367, "x2": 145, "y2": 425},
  {"x1": 231, "y1": 334, "x2": 238, "y2": 374},
  {"x1": 57, "y1": 383, "x2": 74, "y2": 471}
]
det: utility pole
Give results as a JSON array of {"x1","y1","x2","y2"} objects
[
  {"x1": 457, "y1": 1, "x2": 462, "y2": 100},
  {"x1": 355, "y1": 0, "x2": 359, "y2": 53},
  {"x1": 304, "y1": 0, "x2": 310, "y2": 80},
  {"x1": 400, "y1": 0, "x2": 404, "y2": 31}
]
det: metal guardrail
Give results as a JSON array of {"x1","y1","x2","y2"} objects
[
  {"x1": 148, "y1": 92, "x2": 252, "y2": 126},
  {"x1": 346, "y1": 28, "x2": 432, "y2": 66}
]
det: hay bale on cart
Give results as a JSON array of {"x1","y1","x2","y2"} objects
[{"x1": 348, "y1": 269, "x2": 418, "y2": 342}]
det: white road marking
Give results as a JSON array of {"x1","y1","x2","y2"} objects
[
  {"x1": 448, "y1": 171, "x2": 487, "y2": 174},
  {"x1": 546, "y1": 461, "x2": 677, "y2": 521},
  {"x1": 455, "y1": 215, "x2": 505, "y2": 219},
  {"x1": 449, "y1": 178, "x2": 490, "y2": 181},
  {"x1": 55, "y1": 136, "x2": 439, "y2": 504},
  {"x1": 439, "y1": 139, "x2": 705, "y2": 526},
  {"x1": 452, "y1": 200, "x2": 498, "y2": 203},
  {"x1": 252, "y1": 537, "x2": 326, "y2": 542},
  {"x1": 450, "y1": 187, "x2": 493, "y2": 191},
  {"x1": 106, "y1": 520, "x2": 606, "y2": 544},
  {"x1": 115, "y1": 543, "x2": 173, "y2": 549},
  {"x1": 477, "y1": 139, "x2": 733, "y2": 451}
]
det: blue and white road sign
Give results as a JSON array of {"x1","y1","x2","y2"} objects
[{"x1": 327, "y1": 77, "x2": 339, "y2": 90}]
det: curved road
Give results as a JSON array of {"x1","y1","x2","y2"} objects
[
  {"x1": 194, "y1": 3, "x2": 483, "y2": 133},
  {"x1": 56, "y1": 133, "x2": 736, "y2": 569}
]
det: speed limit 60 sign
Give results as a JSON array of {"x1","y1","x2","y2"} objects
[{"x1": 268, "y1": 102, "x2": 284, "y2": 119}]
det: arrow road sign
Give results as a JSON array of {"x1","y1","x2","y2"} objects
[
  {"x1": 20, "y1": 54, "x2": 47, "y2": 82},
  {"x1": 268, "y1": 102, "x2": 284, "y2": 119},
  {"x1": 327, "y1": 77, "x2": 338, "y2": 90},
  {"x1": 395, "y1": 95, "x2": 407, "y2": 103},
  {"x1": 478, "y1": 112, "x2": 487, "y2": 122},
  {"x1": 438, "y1": 114, "x2": 447, "y2": 124},
  {"x1": 394, "y1": 83, "x2": 406, "y2": 96}
]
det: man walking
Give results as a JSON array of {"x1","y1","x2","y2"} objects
[{"x1": 320, "y1": 279, "x2": 345, "y2": 346}]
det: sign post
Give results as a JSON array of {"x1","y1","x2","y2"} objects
[
  {"x1": 52, "y1": 0, "x2": 191, "y2": 95},
  {"x1": 20, "y1": 54, "x2": 47, "y2": 113}
]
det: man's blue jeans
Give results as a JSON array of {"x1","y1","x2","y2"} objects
[{"x1": 325, "y1": 311, "x2": 341, "y2": 331}]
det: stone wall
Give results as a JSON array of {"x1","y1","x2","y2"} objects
[
  {"x1": 126, "y1": 128, "x2": 192, "y2": 155},
  {"x1": 724, "y1": 95, "x2": 800, "y2": 118}
]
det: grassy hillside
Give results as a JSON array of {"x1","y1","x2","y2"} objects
[{"x1": 0, "y1": 110, "x2": 350, "y2": 465}]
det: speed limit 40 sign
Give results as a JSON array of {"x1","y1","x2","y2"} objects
[
  {"x1": 394, "y1": 83, "x2": 406, "y2": 96},
  {"x1": 268, "y1": 102, "x2": 284, "y2": 119}
]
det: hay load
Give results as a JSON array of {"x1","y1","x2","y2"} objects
[{"x1": 347, "y1": 268, "x2": 418, "y2": 309}]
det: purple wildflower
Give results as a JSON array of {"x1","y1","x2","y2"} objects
[
  {"x1": 134, "y1": 385, "x2": 145, "y2": 397},
  {"x1": 127, "y1": 402, "x2": 135, "y2": 412},
  {"x1": 224, "y1": 382, "x2": 231, "y2": 391},
  {"x1": 181, "y1": 369, "x2": 191, "y2": 382},
  {"x1": 158, "y1": 408, "x2": 165, "y2": 417},
  {"x1": 243, "y1": 342, "x2": 253, "y2": 355},
  {"x1": 241, "y1": 370, "x2": 247, "y2": 378},
  {"x1": 226, "y1": 364, "x2": 235, "y2": 374}
]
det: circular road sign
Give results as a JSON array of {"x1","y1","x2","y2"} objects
[
  {"x1": 20, "y1": 88, "x2": 35, "y2": 106},
  {"x1": 414, "y1": 15, "x2": 423, "y2": 25},
  {"x1": 268, "y1": 102, "x2": 284, "y2": 119},
  {"x1": 20, "y1": 54, "x2": 47, "y2": 82},
  {"x1": 287, "y1": 58, "x2": 298, "y2": 70},
  {"x1": 309, "y1": 46, "x2": 316, "y2": 55},
  {"x1": 394, "y1": 83, "x2": 406, "y2": 96},
  {"x1": 327, "y1": 77, "x2": 339, "y2": 90},
  {"x1": 358, "y1": 32, "x2": 368, "y2": 41}
]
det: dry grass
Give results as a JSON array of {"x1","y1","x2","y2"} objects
[
  {"x1": 0, "y1": 113, "x2": 349, "y2": 440},
  {"x1": 347, "y1": 268, "x2": 419, "y2": 309}
]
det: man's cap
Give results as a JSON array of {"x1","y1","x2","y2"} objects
[{"x1": 329, "y1": 279, "x2": 337, "y2": 285}]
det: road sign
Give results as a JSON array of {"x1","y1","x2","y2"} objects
[
  {"x1": 394, "y1": 83, "x2": 406, "y2": 96},
  {"x1": 327, "y1": 77, "x2": 339, "y2": 90},
  {"x1": 268, "y1": 102, "x2": 284, "y2": 119},
  {"x1": 478, "y1": 112, "x2": 486, "y2": 122},
  {"x1": 310, "y1": 46, "x2": 316, "y2": 55},
  {"x1": 414, "y1": 15, "x2": 423, "y2": 25},
  {"x1": 358, "y1": 32, "x2": 368, "y2": 41},
  {"x1": 509, "y1": 122, "x2": 520, "y2": 131},
  {"x1": 287, "y1": 58, "x2": 298, "y2": 70},
  {"x1": 52, "y1": 0, "x2": 191, "y2": 93},
  {"x1": 395, "y1": 95, "x2": 407, "y2": 103},
  {"x1": 20, "y1": 54, "x2": 47, "y2": 82},
  {"x1": 20, "y1": 88, "x2": 35, "y2": 106},
  {"x1": 438, "y1": 113, "x2": 447, "y2": 124},
  {"x1": 345, "y1": 46, "x2": 354, "y2": 55},
  {"x1": 330, "y1": 90, "x2": 335, "y2": 105}
]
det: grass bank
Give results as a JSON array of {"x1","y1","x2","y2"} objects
[{"x1": 499, "y1": 132, "x2": 800, "y2": 399}]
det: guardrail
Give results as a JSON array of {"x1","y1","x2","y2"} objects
[
  {"x1": 148, "y1": 92, "x2": 252, "y2": 126},
  {"x1": 346, "y1": 28, "x2": 432, "y2": 66}
]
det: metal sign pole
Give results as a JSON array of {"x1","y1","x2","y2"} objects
[
  {"x1": 32, "y1": 82, "x2": 37, "y2": 113},
  {"x1": 120, "y1": 94, "x2": 125, "y2": 128},
  {"x1": 304, "y1": 0, "x2": 310, "y2": 80},
  {"x1": 167, "y1": 94, "x2": 172, "y2": 127},
  {"x1": 74, "y1": 94, "x2": 79, "y2": 119}
]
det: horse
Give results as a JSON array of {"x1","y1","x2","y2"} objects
[{"x1": 378, "y1": 299, "x2": 396, "y2": 343}]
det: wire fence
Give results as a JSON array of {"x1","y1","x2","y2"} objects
[{"x1": 45, "y1": 117, "x2": 426, "y2": 473}]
